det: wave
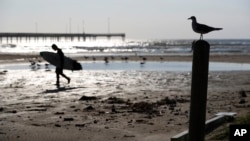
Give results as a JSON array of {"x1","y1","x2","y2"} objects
[{"x1": 0, "y1": 39, "x2": 250, "y2": 55}]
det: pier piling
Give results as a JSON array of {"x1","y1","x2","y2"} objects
[{"x1": 0, "y1": 32, "x2": 125, "y2": 43}]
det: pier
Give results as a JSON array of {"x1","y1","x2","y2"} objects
[{"x1": 0, "y1": 32, "x2": 126, "y2": 43}]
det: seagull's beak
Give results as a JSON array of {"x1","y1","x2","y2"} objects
[{"x1": 188, "y1": 17, "x2": 191, "y2": 20}]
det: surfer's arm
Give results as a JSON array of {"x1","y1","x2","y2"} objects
[{"x1": 58, "y1": 50, "x2": 64, "y2": 68}]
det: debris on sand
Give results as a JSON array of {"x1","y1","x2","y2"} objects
[
  {"x1": 5, "y1": 110, "x2": 17, "y2": 114},
  {"x1": 105, "y1": 97, "x2": 128, "y2": 104},
  {"x1": 75, "y1": 124, "x2": 85, "y2": 127},
  {"x1": 79, "y1": 96, "x2": 98, "y2": 101},
  {"x1": 130, "y1": 102, "x2": 157, "y2": 114},
  {"x1": 124, "y1": 134, "x2": 135, "y2": 138},
  {"x1": 239, "y1": 99, "x2": 246, "y2": 104},
  {"x1": 156, "y1": 97, "x2": 177, "y2": 106},
  {"x1": 64, "y1": 117, "x2": 74, "y2": 121},
  {"x1": 239, "y1": 90, "x2": 247, "y2": 98},
  {"x1": 54, "y1": 124, "x2": 61, "y2": 127},
  {"x1": 54, "y1": 112, "x2": 64, "y2": 115},
  {"x1": 156, "y1": 96, "x2": 189, "y2": 106},
  {"x1": 84, "y1": 105, "x2": 95, "y2": 111}
]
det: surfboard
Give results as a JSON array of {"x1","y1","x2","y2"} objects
[{"x1": 40, "y1": 51, "x2": 82, "y2": 70}]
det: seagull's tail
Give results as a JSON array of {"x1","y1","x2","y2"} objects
[{"x1": 214, "y1": 28, "x2": 223, "y2": 30}]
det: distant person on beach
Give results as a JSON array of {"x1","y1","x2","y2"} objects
[{"x1": 51, "y1": 44, "x2": 70, "y2": 87}]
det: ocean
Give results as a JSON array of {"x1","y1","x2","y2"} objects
[
  {"x1": 0, "y1": 39, "x2": 250, "y2": 56},
  {"x1": 1, "y1": 39, "x2": 250, "y2": 71}
]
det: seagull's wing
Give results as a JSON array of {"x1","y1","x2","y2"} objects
[{"x1": 196, "y1": 23, "x2": 215, "y2": 34}]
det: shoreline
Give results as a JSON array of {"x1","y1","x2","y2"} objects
[{"x1": 1, "y1": 53, "x2": 250, "y2": 64}]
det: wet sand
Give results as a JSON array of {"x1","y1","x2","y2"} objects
[{"x1": 0, "y1": 54, "x2": 250, "y2": 141}]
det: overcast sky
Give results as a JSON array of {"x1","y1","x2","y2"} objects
[{"x1": 1, "y1": 0, "x2": 250, "y2": 39}]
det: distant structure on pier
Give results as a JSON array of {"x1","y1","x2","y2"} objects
[{"x1": 0, "y1": 32, "x2": 126, "y2": 43}]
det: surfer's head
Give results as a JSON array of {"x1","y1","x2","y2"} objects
[{"x1": 52, "y1": 44, "x2": 58, "y2": 51}]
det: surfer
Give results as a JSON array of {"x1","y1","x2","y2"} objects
[{"x1": 51, "y1": 44, "x2": 70, "y2": 87}]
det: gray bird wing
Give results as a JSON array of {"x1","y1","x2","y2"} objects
[{"x1": 196, "y1": 23, "x2": 215, "y2": 34}]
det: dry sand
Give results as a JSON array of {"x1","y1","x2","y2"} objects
[{"x1": 0, "y1": 54, "x2": 250, "y2": 141}]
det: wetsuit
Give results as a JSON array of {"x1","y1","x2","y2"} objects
[{"x1": 56, "y1": 48, "x2": 70, "y2": 86}]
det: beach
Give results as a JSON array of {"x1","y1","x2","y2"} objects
[
  {"x1": 0, "y1": 53, "x2": 250, "y2": 141},
  {"x1": 1, "y1": 0, "x2": 250, "y2": 140}
]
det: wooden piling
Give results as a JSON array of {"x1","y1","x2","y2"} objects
[{"x1": 188, "y1": 40, "x2": 210, "y2": 141}]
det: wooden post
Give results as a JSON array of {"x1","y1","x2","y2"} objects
[{"x1": 188, "y1": 40, "x2": 210, "y2": 141}]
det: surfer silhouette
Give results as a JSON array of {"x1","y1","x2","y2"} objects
[{"x1": 51, "y1": 44, "x2": 70, "y2": 87}]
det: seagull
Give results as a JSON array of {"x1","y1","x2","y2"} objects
[{"x1": 188, "y1": 16, "x2": 222, "y2": 40}]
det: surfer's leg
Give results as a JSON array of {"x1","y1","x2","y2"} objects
[
  {"x1": 55, "y1": 68, "x2": 60, "y2": 87},
  {"x1": 57, "y1": 68, "x2": 70, "y2": 84},
  {"x1": 61, "y1": 73, "x2": 70, "y2": 84},
  {"x1": 56, "y1": 73, "x2": 60, "y2": 87}
]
